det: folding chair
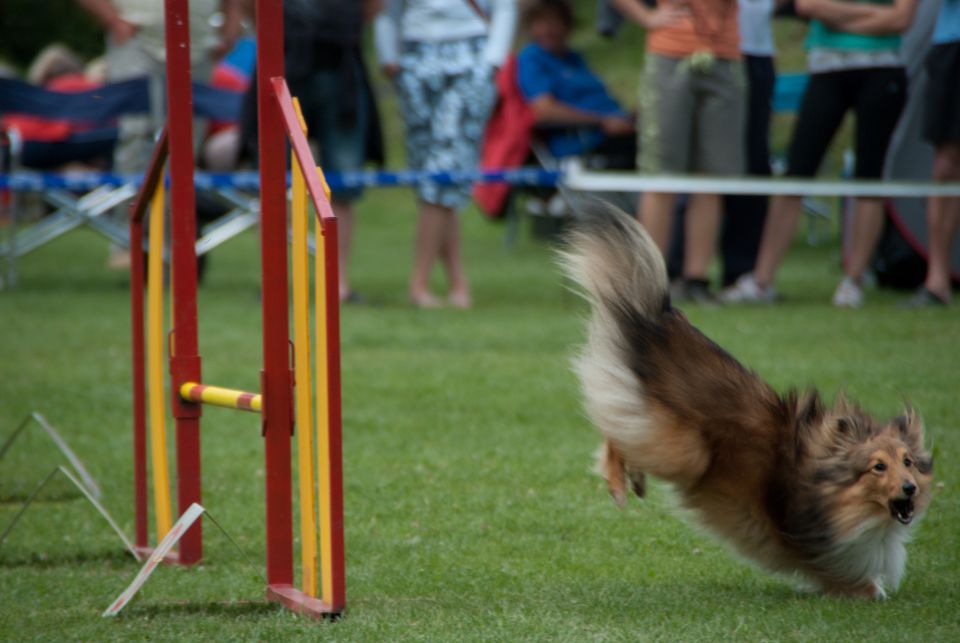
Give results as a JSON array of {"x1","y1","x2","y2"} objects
[{"x1": 0, "y1": 77, "x2": 247, "y2": 288}]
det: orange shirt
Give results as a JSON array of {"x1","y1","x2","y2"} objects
[{"x1": 647, "y1": 0, "x2": 741, "y2": 61}]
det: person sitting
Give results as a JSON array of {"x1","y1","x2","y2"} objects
[{"x1": 516, "y1": 0, "x2": 635, "y2": 168}]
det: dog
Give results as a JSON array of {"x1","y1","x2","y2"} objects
[{"x1": 560, "y1": 202, "x2": 933, "y2": 598}]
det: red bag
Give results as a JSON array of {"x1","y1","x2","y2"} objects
[{"x1": 473, "y1": 55, "x2": 536, "y2": 218}]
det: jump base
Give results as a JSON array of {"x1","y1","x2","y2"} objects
[
  {"x1": 132, "y1": 546, "x2": 182, "y2": 565},
  {"x1": 266, "y1": 585, "x2": 343, "y2": 620}
]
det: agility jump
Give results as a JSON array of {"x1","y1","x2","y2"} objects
[{"x1": 126, "y1": 0, "x2": 344, "y2": 618}]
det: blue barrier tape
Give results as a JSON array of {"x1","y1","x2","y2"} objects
[{"x1": 0, "y1": 168, "x2": 562, "y2": 192}]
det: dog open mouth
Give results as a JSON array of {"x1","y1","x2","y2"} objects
[{"x1": 890, "y1": 498, "x2": 915, "y2": 525}]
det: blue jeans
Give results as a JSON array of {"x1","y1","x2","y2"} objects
[{"x1": 294, "y1": 58, "x2": 368, "y2": 203}]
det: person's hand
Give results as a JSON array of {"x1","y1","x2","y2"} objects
[
  {"x1": 601, "y1": 115, "x2": 635, "y2": 136},
  {"x1": 382, "y1": 63, "x2": 401, "y2": 78},
  {"x1": 109, "y1": 16, "x2": 138, "y2": 45},
  {"x1": 643, "y1": 1, "x2": 688, "y2": 30}
]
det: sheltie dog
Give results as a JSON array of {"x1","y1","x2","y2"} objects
[{"x1": 561, "y1": 202, "x2": 933, "y2": 598}]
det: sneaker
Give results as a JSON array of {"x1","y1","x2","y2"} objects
[
  {"x1": 832, "y1": 277, "x2": 864, "y2": 308},
  {"x1": 671, "y1": 278, "x2": 719, "y2": 305},
  {"x1": 899, "y1": 287, "x2": 949, "y2": 309},
  {"x1": 719, "y1": 273, "x2": 776, "y2": 304},
  {"x1": 684, "y1": 278, "x2": 719, "y2": 305}
]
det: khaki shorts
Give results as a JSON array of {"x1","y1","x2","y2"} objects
[{"x1": 638, "y1": 53, "x2": 746, "y2": 175}]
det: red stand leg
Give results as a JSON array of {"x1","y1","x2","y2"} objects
[
  {"x1": 163, "y1": 0, "x2": 203, "y2": 565},
  {"x1": 256, "y1": 0, "x2": 295, "y2": 589},
  {"x1": 323, "y1": 221, "x2": 346, "y2": 612}
]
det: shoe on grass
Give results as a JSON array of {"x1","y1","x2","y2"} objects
[
  {"x1": 672, "y1": 278, "x2": 719, "y2": 305},
  {"x1": 685, "y1": 278, "x2": 719, "y2": 305},
  {"x1": 719, "y1": 273, "x2": 776, "y2": 304},
  {"x1": 899, "y1": 287, "x2": 949, "y2": 309},
  {"x1": 832, "y1": 277, "x2": 864, "y2": 308}
]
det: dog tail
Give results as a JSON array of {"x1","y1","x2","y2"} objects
[
  {"x1": 559, "y1": 201, "x2": 669, "y2": 502},
  {"x1": 559, "y1": 200, "x2": 669, "y2": 326}
]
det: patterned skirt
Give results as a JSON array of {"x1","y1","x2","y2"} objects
[{"x1": 395, "y1": 36, "x2": 496, "y2": 210}]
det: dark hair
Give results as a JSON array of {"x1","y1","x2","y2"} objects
[{"x1": 520, "y1": 0, "x2": 575, "y2": 33}]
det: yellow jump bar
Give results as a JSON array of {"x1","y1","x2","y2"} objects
[{"x1": 179, "y1": 382, "x2": 262, "y2": 412}]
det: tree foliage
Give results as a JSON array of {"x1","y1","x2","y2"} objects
[{"x1": 0, "y1": 0, "x2": 105, "y2": 73}]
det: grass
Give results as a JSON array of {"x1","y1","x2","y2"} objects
[
  {"x1": 1, "y1": 187, "x2": 959, "y2": 641},
  {"x1": 2, "y1": 7, "x2": 957, "y2": 639}
]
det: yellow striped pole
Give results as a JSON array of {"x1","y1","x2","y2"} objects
[
  {"x1": 179, "y1": 382, "x2": 262, "y2": 412},
  {"x1": 290, "y1": 98, "x2": 319, "y2": 597},
  {"x1": 314, "y1": 164, "x2": 334, "y2": 605},
  {"x1": 147, "y1": 182, "x2": 173, "y2": 541}
]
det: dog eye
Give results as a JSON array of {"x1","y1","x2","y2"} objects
[
  {"x1": 904, "y1": 457, "x2": 913, "y2": 468},
  {"x1": 873, "y1": 462, "x2": 887, "y2": 472}
]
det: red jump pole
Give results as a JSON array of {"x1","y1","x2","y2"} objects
[
  {"x1": 163, "y1": 0, "x2": 203, "y2": 565},
  {"x1": 271, "y1": 76, "x2": 346, "y2": 615},
  {"x1": 323, "y1": 218, "x2": 346, "y2": 612},
  {"x1": 256, "y1": 0, "x2": 295, "y2": 589}
]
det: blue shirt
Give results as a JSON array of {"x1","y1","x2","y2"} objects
[
  {"x1": 933, "y1": 0, "x2": 960, "y2": 44},
  {"x1": 516, "y1": 43, "x2": 626, "y2": 157}
]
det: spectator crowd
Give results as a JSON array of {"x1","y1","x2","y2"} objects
[{"x1": 1, "y1": 0, "x2": 957, "y2": 308}]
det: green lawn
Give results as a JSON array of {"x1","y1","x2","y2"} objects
[
  {"x1": 2, "y1": 6, "x2": 958, "y2": 639},
  {"x1": 1, "y1": 188, "x2": 958, "y2": 640}
]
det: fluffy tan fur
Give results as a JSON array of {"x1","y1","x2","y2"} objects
[{"x1": 561, "y1": 202, "x2": 934, "y2": 598}]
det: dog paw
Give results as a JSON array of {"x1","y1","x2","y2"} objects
[{"x1": 608, "y1": 485, "x2": 628, "y2": 507}]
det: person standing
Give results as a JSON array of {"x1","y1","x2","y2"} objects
[
  {"x1": 902, "y1": 0, "x2": 960, "y2": 307},
  {"x1": 720, "y1": 0, "x2": 780, "y2": 288},
  {"x1": 375, "y1": 0, "x2": 517, "y2": 309},
  {"x1": 721, "y1": 0, "x2": 919, "y2": 307},
  {"x1": 75, "y1": 0, "x2": 243, "y2": 268},
  {"x1": 612, "y1": 0, "x2": 744, "y2": 303},
  {"x1": 283, "y1": 0, "x2": 385, "y2": 302}
]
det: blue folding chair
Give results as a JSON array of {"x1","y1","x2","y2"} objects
[{"x1": 0, "y1": 76, "x2": 245, "y2": 288}]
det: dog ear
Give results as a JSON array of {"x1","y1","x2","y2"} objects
[
  {"x1": 831, "y1": 414, "x2": 872, "y2": 445},
  {"x1": 836, "y1": 417, "x2": 851, "y2": 434},
  {"x1": 786, "y1": 390, "x2": 829, "y2": 460},
  {"x1": 794, "y1": 390, "x2": 824, "y2": 428},
  {"x1": 898, "y1": 406, "x2": 922, "y2": 436},
  {"x1": 834, "y1": 391, "x2": 854, "y2": 415},
  {"x1": 896, "y1": 406, "x2": 933, "y2": 474}
]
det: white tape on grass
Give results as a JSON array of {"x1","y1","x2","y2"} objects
[
  {"x1": 102, "y1": 503, "x2": 206, "y2": 617},
  {"x1": 102, "y1": 503, "x2": 264, "y2": 617}
]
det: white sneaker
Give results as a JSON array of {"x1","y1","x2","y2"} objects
[
  {"x1": 719, "y1": 273, "x2": 776, "y2": 304},
  {"x1": 832, "y1": 277, "x2": 864, "y2": 308}
]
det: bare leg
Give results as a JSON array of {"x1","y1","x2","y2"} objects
[
  {"x1": 844, "y1": 197, "x2": 885, "y2": 283},
  {"x1": 439, "y1": 212, "x2": 471, "y2": 308},
  {"x1": 332, "y1": 199, "x2": 354, "y2": 300},
  {"x1": 926, "y1": 143, "x2": 960, "y2": 301},
  {"x1": 639, "y1": 191, "x2": 678, "y2": 256},
  {"x1": 753, "y1": 194, "x2": 804, "y2": 288},
  {"x1": 410, "y1": 201, "x2": 449, "y2": 307},
  {"x1": 926, "y1": 198, "x2": 960, "y2": 301},
  {"x1": 683, "y1": 193, "x2": 721, "y2": 279}
]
